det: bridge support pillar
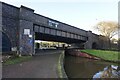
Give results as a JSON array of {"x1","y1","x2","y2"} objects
[
  {"x1": 84, "y1": 31, "x2": 93, "y2": 49},
  {"x1": 19, "y1": 6, "x2": 34, "y2": 55}
]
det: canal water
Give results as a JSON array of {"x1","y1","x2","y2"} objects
[{"x1": 64, "y1": 55, "x2": 118, "y2": 78}]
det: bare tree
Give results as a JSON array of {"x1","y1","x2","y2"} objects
[{"x1": 94, "y1": 21, "x2": 118, "y2": 49}]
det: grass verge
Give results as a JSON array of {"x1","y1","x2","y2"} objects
[
  {"x1": 3, "y1": 56, "x2": 32, "y2": 65},
  {"x1": 81, "y1": 49, "x2": 119, "y2": 62}
]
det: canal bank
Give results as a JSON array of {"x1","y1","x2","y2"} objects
[
  {"x1": 66, "y1": 49, "x2": 119, "y2": 63},
  {"x1": 81, "y1": 49, "x2": 120, "y2": 63},
  {"x1": 57, "y1": 51, "x2": 68, "y2": 78}
]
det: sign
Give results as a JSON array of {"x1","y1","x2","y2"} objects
[
  {"x1": 48, "y1": 20, "x2": 59, "y2": 28},
  {"x1": 29, "y1": 34, "x2": 32, "y2": 38},
  {"x1": 24, "y1": 29, "x2": 30, "y2": 35}
]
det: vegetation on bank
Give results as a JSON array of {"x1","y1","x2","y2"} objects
[
  {"x1": 3, "y1": 56, "x2": 32, "y2": 65},
  {"x1": 81, "y1": 49, "x2": 119, "y2": 62}
]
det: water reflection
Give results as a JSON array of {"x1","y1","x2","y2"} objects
[{"x1": 64, "y1": 55, "x2": 119, "y2": 78}]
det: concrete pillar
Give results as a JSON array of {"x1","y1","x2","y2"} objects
[
  {"x1": 84, "y1": 31, "x2": 93, "y2": 49},
  {"x1": 19, "y1": 6, "x2": 34, "y2": 55}
]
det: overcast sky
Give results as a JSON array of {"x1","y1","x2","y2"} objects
[{"x1": 1, "y1": 0, "x2": 119, "y2": 36}]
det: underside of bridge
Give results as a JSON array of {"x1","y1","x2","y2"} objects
[{"x1": 35, "y1": 32, "x2": 86, "y2": 44}]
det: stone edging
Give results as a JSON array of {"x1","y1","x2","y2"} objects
[{"x1": 57, "y1": 51, "x2": 68, "y2": 78}]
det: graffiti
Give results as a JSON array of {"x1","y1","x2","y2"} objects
[{"x1": 28, "y1": 39, "x2": 33, "y2": 45}]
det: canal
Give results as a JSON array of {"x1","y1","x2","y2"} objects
[{"x1": 64, "y1": 55, "x2": 118, "y2": 78}]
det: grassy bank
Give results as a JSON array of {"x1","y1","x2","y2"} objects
[
  {"x1": 3, "y1": 56, "x2": 32, "y2": 65},
  {"x1": 81, "y1": 49, "x2": 119, "y2": 62}
]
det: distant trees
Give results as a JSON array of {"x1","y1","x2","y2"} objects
[{"x1": 94, "y1": 21, "x2": 118, "y2": 49}]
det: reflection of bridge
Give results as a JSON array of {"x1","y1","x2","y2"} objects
[{"x1": 0, "y1": 2, "x2": 109, "y2": 55}]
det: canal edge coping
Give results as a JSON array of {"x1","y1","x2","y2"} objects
[{"x1": 57, "y1": 50, "x2": 68, "y2": 78}]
